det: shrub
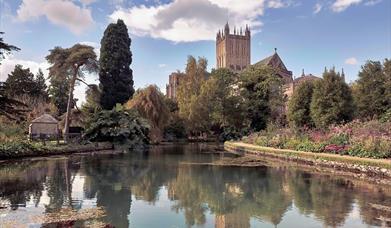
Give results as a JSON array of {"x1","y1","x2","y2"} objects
[
  {"x1": 0, "y1": 141, "x2": 48, "y2": 159},
  {"x1": 242, "y1": 120, "x2": 390, "y2": 158},
  {"x1": 219, "y1": 126, "x2": 247, "y2": 142},
  {"x1": 287, "y1": 80, "x2": 315, "y2": 128},
  {"x1": 380, "y1": 108, "x2": 391, "y2": 123},
  {"x1": 295, "y1": 138, "x2": 325, "y2": 152},
  {"x1": 327, "y1": 133, "x2": 350, "y2": 145},
  {"x1": 83, "y1": 105, "x2": 150, "y2": 147},
  {"x1": 164, "y1": 114, "x2": 187, "y2": 141},
  {"x1": 0, "y1": 119, "x2": 26, "y2": 142}
]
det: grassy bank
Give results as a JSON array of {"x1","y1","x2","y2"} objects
[
  {"x1": 225, "y1": 141, "x2": 391, "y2": 170},
  {"x1": 0, "y1": 141, "x2": 113, "y2": 160}
]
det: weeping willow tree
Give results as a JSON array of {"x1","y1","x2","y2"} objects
[{"x1": 125, "y1": 85, "x2": 170, "y2": 143}]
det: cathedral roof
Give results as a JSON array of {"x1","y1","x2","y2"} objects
[
  {"x1": 254, "y1": 55, "x2": 274, "y2": 66},
  {"x1": 253, "y1": 51, "x2": 289, "y2": 72},
  {"x1": 294, "y1": 74, "x2": 320, "y2": 84}
]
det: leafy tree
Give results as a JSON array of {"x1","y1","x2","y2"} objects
[
  {"x1": 0, "y1": 32, "x2": 20, "y2": 63},
  {"x1": 353, "y1": 59, "x2": 391, "y2": 119},
  {"x1": 48, "y1": 76, "x2": 69, "y2": 116},
  {"x1": 287, "y1": 80, "x2": 316, "y2": 128},
  {"x1": 198, "y1": 68, "x2": 246, "y2": 138},
  {"x1": 164, "y1": 97, "x2": 179, "y2": 113},
  {"x1": 163, "y1": 97, "x2": 186, "y2": 140},
  {"x1": 163, "y1": 113, "x2": 187, "y2": 140},
  {"x1": 310, "y1": 68, "x2": 354, "y2": 128},
  {"x1": 176, "y1": 56, "x2": 209, "y2": 135},
  {"x1": 4, "y1": 65, "x2": 35, "y2": 97},
  {"x1": 33, "y1": 69, "x2": 48, "y2": 100},
  {"x1": 99, "y1": 19, "x2": 134, "y2": 110},
  {"x1": 83, "y1": 105, "x2": 150, "y2": 146},
  {"x1": 81, "y1": 84, "x2": 101, "y2": 116},
  {"x1": 239, "y1": 65, "x2": 284, "y2": 131},
  {"x1": 46, "y1": 44, "x2": 98, "y2": 142}
]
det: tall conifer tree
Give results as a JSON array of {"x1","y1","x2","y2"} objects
[
  {"x1": 99, "y1": 19, "x2": 134, "y2": 110},
  {"x1": 33, "y1": 68, "x2": 49, "y2": 100}
]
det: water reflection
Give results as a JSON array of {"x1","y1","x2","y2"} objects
[{"x1": 0, "y1": 143, "x2": 390, "y2": 228}]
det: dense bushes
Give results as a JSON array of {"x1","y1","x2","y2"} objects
[
  {"x1": 0, "y1": 119, "x2": 26, "y2": 142},
  {"x1": 310, "y1": 69, "x2": 354, "y2": 128},
  {"x1": 0, "y1": 141, "x2": 47, "y2": 159},
  {"x1": 287, "y1": 80, "x2": 316, "y2": 128},
  {"x1": 242, "y1": 120, "x2": 391, "y2": 159},
  {"x1": 83, "y1": 105, "x2": 150, "y2": 147}
]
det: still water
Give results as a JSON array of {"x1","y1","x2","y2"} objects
[{"x1": 0, "y1": 143, "x2": 390, "y2": 228}]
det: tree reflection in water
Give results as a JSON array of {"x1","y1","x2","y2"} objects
[{"x1": 0, "y1": 143, "x2": 390, "y2": 228}]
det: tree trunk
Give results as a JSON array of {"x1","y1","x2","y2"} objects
[{"x1": 64, "y1": 68, "x2": 78, "y2": 143}]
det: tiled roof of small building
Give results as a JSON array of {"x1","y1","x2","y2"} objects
[{"x1": 31, "y1": 114, "x2": 58, "y2": 123}]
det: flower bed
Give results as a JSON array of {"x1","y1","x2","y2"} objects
[{"x1": 241, "y1": 120, "x2": 391, "y2": 159}]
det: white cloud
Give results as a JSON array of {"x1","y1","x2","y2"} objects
[
  {"x1": 158, "y1": 64, "x2": 167, "y2": 68},
  {"x1": 364, "y1": 0, "x2": 382, "y2": 6},
  {"x1": 331, "y1": 0, "x2": 362, "y2": 12},
  {"x1": 17, "y1": 0, "x2": 94, "y2": 34},
  {"x1": 345, "y1": 57, "x2": 358, "y2": 65},
  {"x1": 267, "y1": 0, "x2": 287, "y2": 8},
  {"x1": 80, "y1": 0, "x2": 96, "y2": 5},
  {"x1": 0, "y1": 56, "x2": 49, "y2": 82},
  {"x1": 313, "y1": 3, "x2": 322, "y2": 14},
  {"x1": 109, "y1": 0, "x2": 289, "y2": 42}
]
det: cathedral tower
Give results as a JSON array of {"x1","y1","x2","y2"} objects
[{"x1": 216, "y1": 22, "x2": 251, "y2": 72}]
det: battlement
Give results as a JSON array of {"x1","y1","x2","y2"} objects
[
  {"x1": 216, "y1": 23, "x2": 250, "y2": 42},
  {"x1": 216, "y1": 22, "x2": 251, "y2": 72}
]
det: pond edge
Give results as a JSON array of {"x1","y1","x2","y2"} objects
[{"x1": 224, "y1": 141, "x2": 391, "y2": 178}]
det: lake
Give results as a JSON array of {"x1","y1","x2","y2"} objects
[{"x1": 0, "y1": 143, "x2": 390, "y2": 228}]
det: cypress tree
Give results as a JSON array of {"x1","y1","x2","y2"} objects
[
  {"x1": 310, "y1": 68, "x2": 354, "y2": 128},
  {"x1": 99, "y1": 19, "x2": 134, "y2": 110}
]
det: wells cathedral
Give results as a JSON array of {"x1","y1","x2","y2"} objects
[{"x1": 166, "y1": 23, "x2": 319, "y2": 99}]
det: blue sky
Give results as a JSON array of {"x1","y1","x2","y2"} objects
[{"x1": 0, "y1": 0, "x2": 390, "y2": 104}]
